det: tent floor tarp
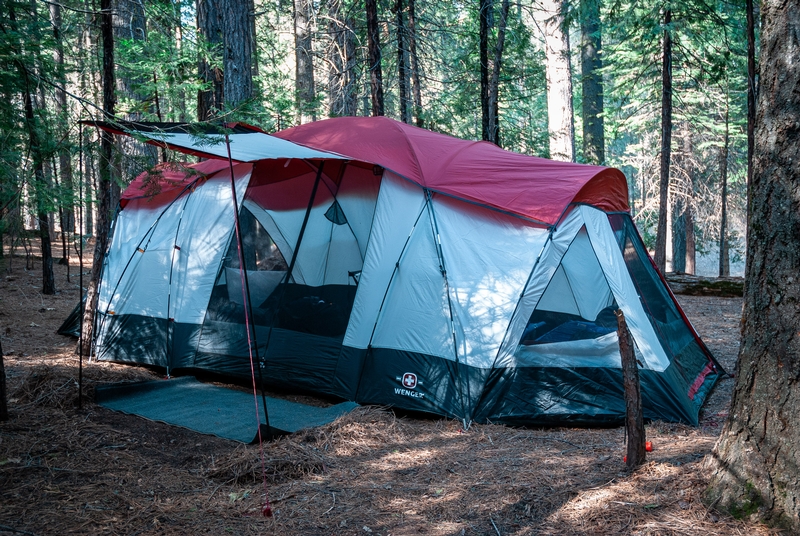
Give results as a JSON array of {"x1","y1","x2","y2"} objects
[{"x1": 95, "y1": 377, "x2": 359, "y2": 443}]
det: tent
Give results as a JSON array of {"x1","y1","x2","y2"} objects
[{"x1": 90, "y1": 117, "x2": 721, "y2": 427}]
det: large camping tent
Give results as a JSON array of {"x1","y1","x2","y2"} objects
[{"x1": 90, "y1": 117, "x2": 721, "y2": 427}]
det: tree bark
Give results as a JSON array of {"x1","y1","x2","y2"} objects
[
  {"x1": 480, "y1": 0, "x2": 491, "y2": 140},
  {"x1": 486, "y1": 0, "x2": 510, "y2": 145},
  {"x1": 327, "y1": 0, "x2": 357, "y2": 116},
  {"x1": 706, "y1": 0, "x2": 800, "y2": 528},
  {"x1": 540, "y1": 0, "x2": 575, "y2": 161},
  {"x1": 719, "y1": 99, "x2": 730, "y2": 277},
  {"x1": 395, "y1": 0, "x2": 411, "y2": 124},
  {"x1": 654, "y1": 9, "x2": 672, "y2": 273},
  {"x1": 50, "y1": 0, "x2": 75, "y2": 266},
  {"x1": 197, "y1": 0, "x2": 224, "y2": 120},
  {"x1": 221, "y1": 0, "x2": 254, "y2": 109},
  {"x1": 366, "y1": 0, "x2": 384, "y2": 116},
  {"x1": 294, "y1": 0, "x2": 316, "y2": 123},
  {"x1": 407, "y1": 0, "x2": 423, "y2": 127},
  {"x1": 580, "y1": 0, "x2": 604, "y2": 165},
  {"x1": 745, "y1": 0, "x2": 756, "y2": 191},
  {"x1": 617, "y1": 310, "x2": 645, "y2": 468},
  {"x1": 81, "y1": 0, "x2": 116, "y2": 356}
]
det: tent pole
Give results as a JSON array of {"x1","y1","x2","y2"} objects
[
  {"x1": 224, "y1": 133, "x2": 271, "y2": 434},
  {"x1": 78, "y1": 121, "x2": 84, "y2": 410},
  {"x1": 260, "y1": 160, "x2": 326, "y2": 356},
  {"x1": 424, "y1": 189, "x2": 469, "y2": 429}
]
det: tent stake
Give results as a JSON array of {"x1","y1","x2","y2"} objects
[{"x1": 78, "y1": 121, "x2": 84, "y2": 410}]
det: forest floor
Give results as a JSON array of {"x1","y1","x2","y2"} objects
[{"x1": 0, "y1": 252, "x2": 779, "y2": 535}]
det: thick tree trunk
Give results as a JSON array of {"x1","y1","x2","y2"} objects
[
  {"x1": 486, "y1": 0, "x2": 510, "y2": 145},
  {"x1": 366, "y1": 0, "x2": 384, "y2": 116},
  {"x1": 221, "y1": 0, "x2": 254, "y2": 109},
  {"x1": 395, "y1": 0, "x2": 411, "y2": 124},
  {"x1": 81, "y1": 0, "x2": 116, "y2": 356},
  {"x1": 719, "y1": 101, "x2": 730, "y2": 277},
  {"x1": 197, "y1": 0, "x2": 224, "y2": 120},
  {"x1": 327, "y1": 0, "x2": 357, "y2": 116},
  {"x1": 654, "y1": 9, "x2": 672, "y2": 273},
  {"x1": 706, "y1": 0, "x2": 800, "y2": 529},
  {"x1": 294, "y1": 0, "x2": 316, "y2": 123},
  {"x1": 540, "y1": 0, "x2": 574, "y2": 161},
  {"x1": 580, "y1": 0, "x2": 604, "y2": 164}
]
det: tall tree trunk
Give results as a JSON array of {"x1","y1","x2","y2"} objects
[
  {"x1": 327, "y1": 0, "x2": 357, "y2": 116},
  {"x1": 366, "y1": 0, "x2": 384, "y2": 116},
  {"x1": 486, "y1": 0, "x2": 510, "y2": 145},
  {"x1": 407, "y1": 0, "x2": 424, "y2": 127},
  {"x1": 10, "y1": 3, "x2": 56, "y2": 295},
  {"x1": 197, "y1": 0, "x2": 224, "y2": 120},
  {"x1": 745, "y1": 0, "x2": 756, "y2": 191},
  {"x1": 480, "y1": 0, "x2": 491, "y2": 140},
  {"x1": 50, "y1": 0, "x2": 75, "y2": 265},
  {"x1": 540, "y1": 0, "x2": 575, "y2": 161},
  {"x1": 81, "y1": 0, "x2": 116, "y2": 356},
  {"x1": 683, "y1": 124, "x2": 695, "y2": 274},
  {"x1": 706, "y1": 0, "x2": 800, "y2": 528},
  {"x1": 718, "y1": 97, "x2": 730, "y2": 277},
  {"x1": 395, "y1": 0, "x2": 411, "y2": 124},
  {"x1": 654, "y1": 9, "x2": 672, "y2": 273},
  {"x1": 221, "y1": 0, "x2": 254, "y2": 109},
  {"x1": 580, "y1": 0, "x2": 604, "y2": 165},
  {"x1": 294, "y1": 0, "x2": 316, "y2": 123},
  {"x1": 115, "y1": 0, "x2": 158, "y2": 170}
]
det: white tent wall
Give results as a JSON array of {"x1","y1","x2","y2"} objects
[
  {"x1": 343, "y1": 171, "x2": 428, "y2": 349},
  {"x1": 434, "y1": 193, "x2": 550, "y2": 370},
  {"x1": 95, "y1": 165, "x2": 253, "y2": 367}
]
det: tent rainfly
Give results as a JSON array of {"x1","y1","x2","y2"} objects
[{"x1": 89, "y1": 117, "x2": 722, "y2": 427}]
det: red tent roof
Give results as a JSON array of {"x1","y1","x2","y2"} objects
[
  {"x1": 275, "y1": 116, "x2": 629, "y2": 225},
  {"x1": 121, "y1": 160, "x2": 231, "y2": 205}
]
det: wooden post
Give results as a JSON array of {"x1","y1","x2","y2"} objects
[
  {"x1": 0, "y1": 340, "x2": 8, "y2": 421},
  {"x1": 616, "y1": 309, "x2": 645, "y2": 467}
]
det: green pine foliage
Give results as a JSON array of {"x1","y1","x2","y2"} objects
[{"x1": 0, "y1": 0, "x2": 754, "y2": 282}]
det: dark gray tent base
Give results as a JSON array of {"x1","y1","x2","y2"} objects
[{"x1": 95, "y1": 376, "x2": 359, "y2": 443}]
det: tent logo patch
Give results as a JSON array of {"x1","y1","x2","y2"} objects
[
  {"x1": 394, "y1": 373, "x2": 424, "y2": 399},
  {"x1": 402, "y1": 373, "x2": 418, "y2": 389}
]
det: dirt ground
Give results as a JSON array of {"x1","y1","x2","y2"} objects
[{"x1": 0, "y1": 253, "x2": 776, "y2": 535}]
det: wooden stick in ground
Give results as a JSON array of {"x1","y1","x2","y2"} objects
[
  {"x1": 616, "y1": 309, "x2": 645, "y2": 467},
  {"x1": 0, "y1": 340, "x2": 8, "y2": 421}
]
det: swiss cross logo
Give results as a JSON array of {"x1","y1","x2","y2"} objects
[{"x1": 402, "y1": 373, "x2": 418, "y2": 389}]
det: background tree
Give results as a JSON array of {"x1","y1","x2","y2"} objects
[
  {"x1": 580, "y1": 0, "x2": 604, "y2": 164},
  {"x1": 365, "y1": 0, "x2": 384, "y2": 116},
  {"x1": 294, "y1": 0, "x2": 316, "y2": 123},
  {"x1": 706, "y1": 0, "x2": 800, "y2": 528},
  {"x1": 539, "y1": 0, "x2": 574, "y2": 161}
]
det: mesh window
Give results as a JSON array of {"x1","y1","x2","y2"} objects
[
  {"x1": 204, "y1": 207, "x2": 288, "y2": 327},
  {"x1": 608, "y1": 214, "x2": 700, "y2": 363},
  {"x1": 203, "y1": 205, "x2": 357, "y2": 338},
  {"x1": 519, "y1": 226, "x2": 618, "y2": 347}
]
